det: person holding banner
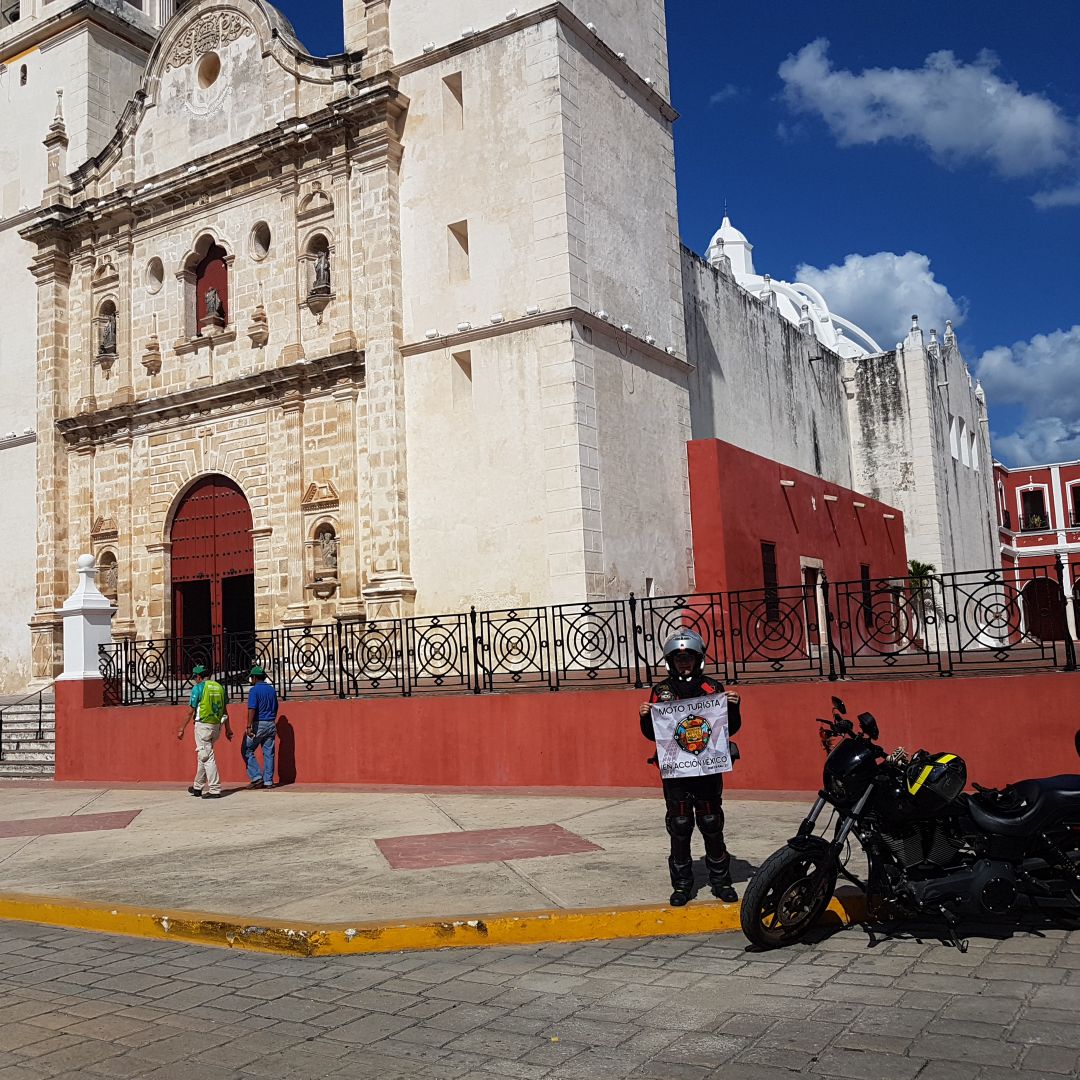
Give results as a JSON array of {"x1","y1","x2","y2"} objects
[{"x1": 639, "y1": 630, "x2": 742, "y2": 906}]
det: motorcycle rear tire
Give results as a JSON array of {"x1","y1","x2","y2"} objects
[{"x1": 741, "y1": 844, "x2": 839, "y2": 950}]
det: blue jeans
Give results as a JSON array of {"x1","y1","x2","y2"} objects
[{"x1": 242, "y1": 721, "x2": 276, "y2": 786}]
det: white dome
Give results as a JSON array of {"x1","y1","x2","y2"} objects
[{"x1": 706, "y1": 215, "x2": 755, "y2": 277}]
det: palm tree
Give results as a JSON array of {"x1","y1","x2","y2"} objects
[{"x1": 907, "y1": 560, "x2": 940, "y2": 646}]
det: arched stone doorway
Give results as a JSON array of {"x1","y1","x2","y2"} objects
[{"x1": 170, "y1": 475, "x2": 254, "y2": 643}]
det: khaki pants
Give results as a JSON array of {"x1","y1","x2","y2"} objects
[{"x1": 193, "y1": 722, "x2": 222, "y2": 794}]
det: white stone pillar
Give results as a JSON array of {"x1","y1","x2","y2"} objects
[{"x1": 58, "y1": 555, "x2": 116, "y2": 682}]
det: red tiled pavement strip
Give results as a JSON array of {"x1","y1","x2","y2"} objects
[
  {"x1": 0, "y1": 810, "x2": 141, "y2": 839},
  {"x1": 376, "y1": 823, "x2": 603, "y2": 870}
]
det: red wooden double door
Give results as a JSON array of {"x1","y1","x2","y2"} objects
[{"x1": 171, "y1": 475, "x2": 255, "y2": 641}]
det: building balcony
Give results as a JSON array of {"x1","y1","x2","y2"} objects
[{"x1": 1020, "y1": 516, "x2": 1052, "y2": 533}]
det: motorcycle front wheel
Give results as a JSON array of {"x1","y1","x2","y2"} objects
[{"x1": 741, "y1": 844, "x2": 839, "y2": 949}]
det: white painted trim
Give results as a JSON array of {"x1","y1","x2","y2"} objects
[
  {"x1": 1051, "y1": 465, "x2": 1067, "y2": 538},
  {"x1": 1065, "y1": 479, "x2": 1080, "y2": 528},
  {"x1": 1015, "y1": 482, "x2": 1051, "y2": 530}
]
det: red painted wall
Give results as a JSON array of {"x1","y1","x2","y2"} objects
[
  {"x1": 57, "y1": 673, "x2": 1080, "y2": 793},
  {"x1": 688, "y1": 439, "x2": 908, "y2": 593}
]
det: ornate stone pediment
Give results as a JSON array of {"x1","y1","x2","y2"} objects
[
  {"x1": 165, "y1": 12, "x2": 254, "y2": 72},
  {"x1": 91, "y1": 516, "x2": 119, "y2": 541},
  {"x1": 301, "y1": 479, "x2": 340, "y2": 512}
]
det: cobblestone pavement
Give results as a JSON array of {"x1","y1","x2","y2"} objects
[{"x1": 0, "y1": 920, "x2": 1077, "y2": 1079}]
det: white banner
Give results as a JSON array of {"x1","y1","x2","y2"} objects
[{"x1": 651, "y1": 693, "x2": 732, "y2": 779}]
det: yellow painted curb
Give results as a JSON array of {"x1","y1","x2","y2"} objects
[{"x1": 0, "y1": 890, "x2": 868, "y2": 957}]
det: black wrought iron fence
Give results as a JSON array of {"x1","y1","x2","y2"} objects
[{"x1": 99, "y1": 561, "x2": 1079, "y2": 705}]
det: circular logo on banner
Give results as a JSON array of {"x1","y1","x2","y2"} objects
[{"x1": 674, "y1": 715, "x2": 711, "y2": 756}]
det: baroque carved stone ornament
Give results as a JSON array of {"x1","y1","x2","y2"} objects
[{"x1": 165, "y1": 13, "x2": 253, "y2": 72}]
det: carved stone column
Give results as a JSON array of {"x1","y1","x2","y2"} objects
[
  {"x1": 145, "y1": 541, "x2": 171, "y2": 640},
  {"x1": 356, "y1": 142, "x2": 415, "y2": 619},
  {"x1": 280, "y1": 394, "x2": 310, "y2": 626},
  {"x1": 250, "y1": 527, "x2": 274, "y2": 628},
  {"x1": 332, "y1": 384, "x2": 363, "y2": 618},
  {"x1": 112, "y1": 433, "x2": 136, "y2": 641},
  {"x1": 29, "y1": 245, "x2": 72, "y2": 681}
]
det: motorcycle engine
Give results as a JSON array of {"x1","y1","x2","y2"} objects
[{"x1": 879, "y1": 822, "x2": 965, "y2": 870}]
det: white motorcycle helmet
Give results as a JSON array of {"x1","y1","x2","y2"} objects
[{"x1": 662, "y1": 629, "x2": 706, "y2": 682}]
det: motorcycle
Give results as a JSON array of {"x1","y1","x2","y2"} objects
[{"x1": 740, "y1": 697, "x2": 1080, "y2": 950}]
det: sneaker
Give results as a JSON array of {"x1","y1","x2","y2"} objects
[
  {"x1": 260, "y1": 784, "x2": 274, "y2": 790},
  {"x1": 202, "y1": 792, "x2": 224, "y2": 799},
  {"x1": 187, "y1": 786, "x2": 202, "y2": 797},
  {"x1": 248, "y1": 779, "x2": 264, "y2": 789},
  {"x1": 711, "y1": 883, "x2": 738, "y2": 903}
]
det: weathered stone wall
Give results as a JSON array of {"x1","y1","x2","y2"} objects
[
  {"x1": 682, "y1": 248, "x2": 855, "y2": 487},
  {"x1": 847, "y1": 324, "x2": 997, "y2": 574},
  {"x1": 0, "y1": 4, "x2": 158, "y2": 690}
]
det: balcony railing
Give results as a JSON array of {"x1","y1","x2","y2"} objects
[
  {"x1": 99, "y1": 560, "x2": 1080, "y2": 706},
  {"x1": 1020, "y1": 515, "x2": 1052, "y2": 533}
]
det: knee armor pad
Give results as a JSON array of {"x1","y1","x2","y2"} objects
[
  {"x1": 665, "y1": 812, "x2": 694, "y2": 839},
  {"x1": 697, "y1": 811, "x2": 723, "y2": 839}
]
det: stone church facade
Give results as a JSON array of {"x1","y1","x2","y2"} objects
[
  {"x1": 2, "y1": 0, "x2": 997, "y2": 689},
  {"x1": 18, "y1": 0, "x2": 696, "y2": 681}
]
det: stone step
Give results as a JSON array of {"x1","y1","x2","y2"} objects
[
  {"x1": 1, "y1": 723, "x2": 56, "y2": 737},
  {"x1": 0, "y1": 762, "x2": 54, "y2": 778},
  {"x1": 0, "y1": 748, "x2": 54, "y2": 763}
]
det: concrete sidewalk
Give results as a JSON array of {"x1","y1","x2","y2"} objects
[{"x1": 0, "y1": 782, "x2": 813, "y2": 932}]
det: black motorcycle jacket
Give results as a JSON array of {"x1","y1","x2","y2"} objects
[{"x1": 640, "y1": 675, "x2": 742, "y2": 743}]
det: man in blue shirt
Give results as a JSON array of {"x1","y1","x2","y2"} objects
[{"x1": 243, "y1": 665, "x2": 279, "y2": 789}]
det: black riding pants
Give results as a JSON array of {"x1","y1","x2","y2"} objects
[{"x1": 662, "y1": 773, "x2": 730, "y2": 887}]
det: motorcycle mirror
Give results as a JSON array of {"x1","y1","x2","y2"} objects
[
  {"x1": 858, "y1": 712, "x2": 879, "y2": 740},
  {"x1": 831, "y1": 696, "x2": 847, "y2": 715}
]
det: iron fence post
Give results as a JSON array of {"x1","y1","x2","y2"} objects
[
  {"x1": 628, "y1": 594, "x2": 642, "y2": 689},
  {"x1": 721, "y1": 589, "x2": 738, "y2": 685},
  {"x1": 1055, "y1": 554, "x2": 1077, "y2": 671},
  {"x1": 470, "y1": 606, "x2": 482, "y2": 694},
  {"x1": 821, "y1": 571, "x2": 841, "y2": 681}
]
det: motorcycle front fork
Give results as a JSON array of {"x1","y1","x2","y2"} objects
[{"x1": 791, "y1": 789, "x2": 873, "y2": 893}]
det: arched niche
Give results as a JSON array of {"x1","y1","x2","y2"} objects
[{"x1": 178, "y1": 233, "x2": 234, "y2": 337}]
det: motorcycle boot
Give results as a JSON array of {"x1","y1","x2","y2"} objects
[
  {"x1": 668, "y1": 856, "x2": 694, "y2": 907},
  {"x1": 705, "y1": 854, "x2": 738, "y2": 903}
]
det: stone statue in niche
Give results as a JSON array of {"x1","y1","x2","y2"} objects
[
  {"x1": 99, "y1": 311, "x2": 117, "y2": 356},
  {"x1": 319, "y1": 529, "x2": 338, "y2": 571},
  {"x1": 101, "y1": 559, "x2": 118, "y2": 596},
  {"x1": 311, "y1": 249, "x2": 331, "y2": 295},
  {"x1": 204, "y1": 286, "x2": 224, "y2": 322}
]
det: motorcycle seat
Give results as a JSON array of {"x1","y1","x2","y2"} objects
[{"x1": 966, "y1": 775, "x2": 1080, "y2": 837}]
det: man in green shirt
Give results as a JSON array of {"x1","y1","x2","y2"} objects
[{"x1": 177, "y1": 664, "x2": 233, "y2": 798}]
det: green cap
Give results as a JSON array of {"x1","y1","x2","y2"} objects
[
  {"x1": 250, "y1": 665, "x2": 266, "y2": 677},
  {"x1": 192, "y1": 664, "x2": 208, "y2": 676}
]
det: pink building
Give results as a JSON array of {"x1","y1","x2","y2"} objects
[{"x1": 993, "y1": 458, "x2": 1080, "y2": 638}]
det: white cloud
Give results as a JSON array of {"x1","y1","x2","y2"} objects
[
  {"x1": 977, "y1": 325, "x2": 1080, "y2": 463},
  {"x1": 795, "y1": 250, "x2": 966, "y2": 350},
  {"x1": 1032, "y1": 183, "x2": 1080, "y2": 209},
  {"x1": 710, "y1": 84, "x2": 740, "y2": 106},
  {"x1": 778, "y1": 39, "x2": 1078, "y2": 180}
]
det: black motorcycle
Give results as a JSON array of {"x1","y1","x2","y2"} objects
[{"x1": 741, "y1": 697, "x2": 1080, "y2": 950}]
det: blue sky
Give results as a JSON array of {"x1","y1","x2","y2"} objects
[{"x1": 275, "y1": 2, "x2": 1079, "y2": 467}]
